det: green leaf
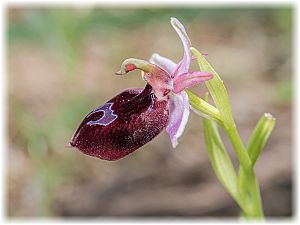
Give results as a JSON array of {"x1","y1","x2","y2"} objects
[
  {"x1": 247, "y1": 113, "x2": 276, "y2": 165},
  {"x1": 203, "y1": 118, "x2": 238, "y2": 198},
  {"x1": 191, "y1": 47, "x2": 235, "y2": 129}
]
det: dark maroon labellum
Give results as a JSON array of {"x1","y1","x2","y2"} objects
[{"x1": 69, "y1": 84, "x2": 169, "y2": 161}]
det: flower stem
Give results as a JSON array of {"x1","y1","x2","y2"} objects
[
  {"x1": 225, "y1": 125, "x2": 252, "y2": 172},
  {"x1": 225, "y1": 125, "x2": 264, "y2": 218},
  {"x1": 190, "y1": 46, "x2": 269, "y2": 218}
]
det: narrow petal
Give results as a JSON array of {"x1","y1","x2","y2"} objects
[
  {"x1": 166, "y1": 91, "x2": 190, "y2": 148},
  {"x1": 173, "y1": 71, "x2": 213, "y2": 93},
  {"x1": 70, "y1": 84, "x2": 169, "y2": 161},
  {"x1": 170, "y1": 17, "x2": 191, "y2": 76},
  {"x1": 149, "y1": 53, "x2": 177, "y2": 75},
  {"x1": 115, "y1": 58, "x2": 153, "y2": 75},
  {"x1": 116, "y1": 58, "x2": 173, "y2": 99}
]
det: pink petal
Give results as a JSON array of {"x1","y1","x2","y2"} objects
[
  {"x1": 149, "y1": 53, "x2": 177, "y2": 76},
  {"x1": 166, "y1": 91, "x2": 190, "y2": 148},
  {"x1": 173, "y1": 71, "x2": 213, "y2": 94},
  {"x1": 170, "y1": 17, "x2": 191, "y2": 76}
]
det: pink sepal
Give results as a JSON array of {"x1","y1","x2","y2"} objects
[{"x1": 173, "y1": 71, "x2": 213, "y2": 93}]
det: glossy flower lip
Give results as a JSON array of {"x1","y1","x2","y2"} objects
[
  {"x1": 69, "y1": 84, "x2": 169, "y2": 161},
  {"x1": 69, "y1": 17, "x2": 213, "y2": 160}
]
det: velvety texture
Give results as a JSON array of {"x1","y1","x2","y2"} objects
[{"x1": 69, "y1": 84, "x2": 169, "y2": 161}]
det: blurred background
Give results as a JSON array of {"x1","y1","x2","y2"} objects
[{"x1": 7, "y1": 6, "x2": 293, "y2": 218}]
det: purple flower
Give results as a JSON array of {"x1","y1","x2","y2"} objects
[{"x1": 69, "y1": 18, "x2": 213, "y2": 161}]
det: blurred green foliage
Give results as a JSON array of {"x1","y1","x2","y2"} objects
[
  {"x1": 8, "y1": 7, "x2": 292, "y2": 73},
  {"x1": 8, "y1": 7, "x2": 293, "y2": 42},
  {"x1": 9, "y1": 95, "x2": 95, "y2": 215},
  {"x1": 273, "y1": 80, "x2": 293, "y2": 103}
]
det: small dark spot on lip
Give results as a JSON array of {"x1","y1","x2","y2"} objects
[
  {"x1": 89, "y1": 111, "x2": 104, "y2": 122},
  {"x1": 163, "y1": 89, "x2": 171, "y2": 96}
]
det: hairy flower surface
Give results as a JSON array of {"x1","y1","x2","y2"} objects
[{"x1": 69, "y1": 18, "x2": 213, "y2": 160}]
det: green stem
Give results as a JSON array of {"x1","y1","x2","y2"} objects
[
  {"x1": 225, "y1": 126, "x2": 264, "y2": 218},
  {"x1": 225, "y1": 125, "x2": 252, "y2": 170},
  {"x1": 190, "y1": 46, "x2": 268, "y2": 218}
]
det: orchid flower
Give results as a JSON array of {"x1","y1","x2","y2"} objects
[{"x1": 69, "y1": 18, "x2": 213, "y2": 161}]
